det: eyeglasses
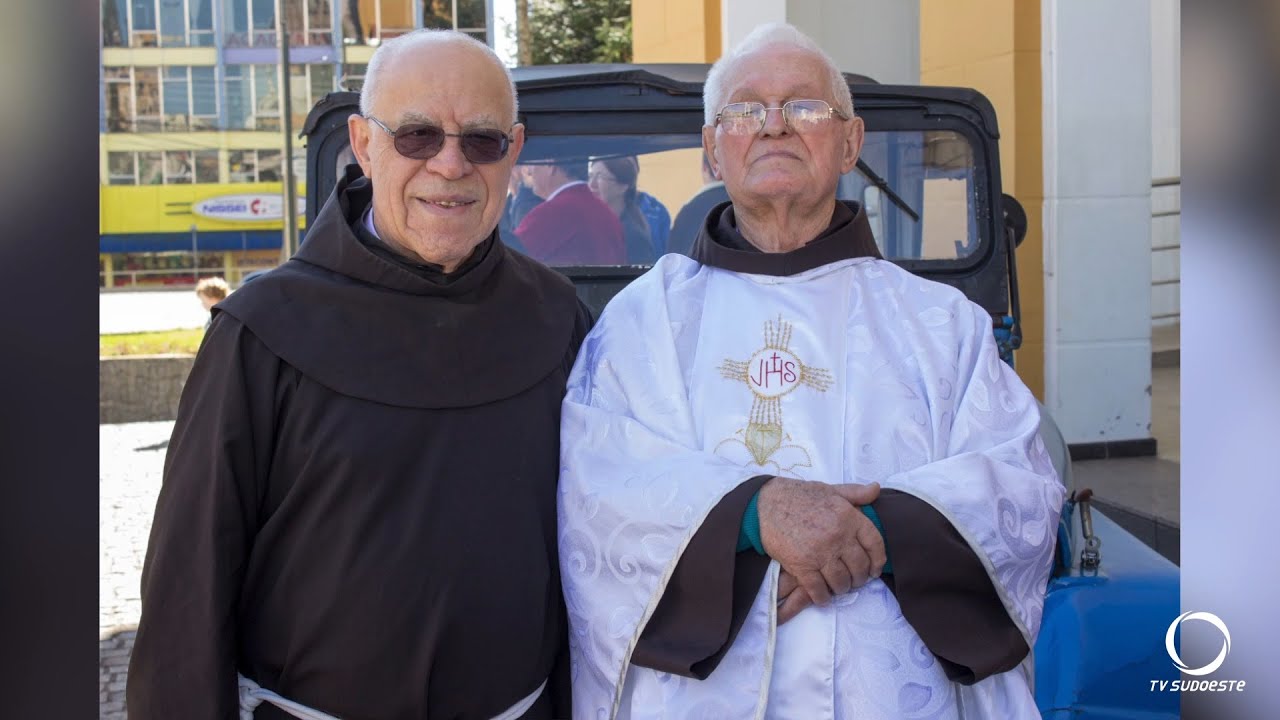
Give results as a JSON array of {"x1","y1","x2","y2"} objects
[
  {"x1": 714, "y1": 99, "x2": 851, "y2": 136},
  {"x1": 365, "y1": 116, "x2": 513, "y2": 164}
]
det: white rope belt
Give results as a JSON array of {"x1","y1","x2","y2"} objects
[{"x1": 237, "y1": 673, "x2": 547, "y2": 720}]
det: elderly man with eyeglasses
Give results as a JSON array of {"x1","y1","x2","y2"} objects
[
  {"x1": 558, "y1": 23, "x2": 1062, "y2": 719},
  {"x1": 128, "y1": 30, "x2": 588, "y2": 720}
]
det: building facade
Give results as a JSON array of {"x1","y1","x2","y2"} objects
[{"x1": 98, "y1": 0, "x2": 491, "y2": 288}]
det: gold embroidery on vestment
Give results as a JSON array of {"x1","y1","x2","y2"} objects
[{"x1": 719, "y1": 316, "x2": 831, "y2": 465}]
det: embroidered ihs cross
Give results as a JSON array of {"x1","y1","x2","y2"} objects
[{"x1": 718, "y1": 316, "x2": 832, "y2": 465}]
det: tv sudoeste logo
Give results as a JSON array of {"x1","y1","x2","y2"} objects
[{"x1": 1150, "y1": 611, "x2": 1247, "y2": 693}]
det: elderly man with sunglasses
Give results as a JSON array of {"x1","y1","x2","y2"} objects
[
  {"x1": 128, "y1": 30, "x2": 588, "y2": 720},
  {"x1": 558, "y1": 23, "x2": 1062, "y2": 720}
]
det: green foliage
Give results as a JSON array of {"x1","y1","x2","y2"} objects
[{"x1": 527, "y1": 0, "x2": 632, "y2": 65}]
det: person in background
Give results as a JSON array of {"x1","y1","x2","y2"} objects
[
  {"x1": 636, "y1": 189, "x2": 672, "y2": 257},
  {"x1": 516, "y1": 160, "x2": 625, "y2": 265},
  {"x1": 669, "y1": 150, "x2": 732, "y2": 257},
  {"x1": 501, "y1": 162, "x2": 542, "y2": 243},
  {"x1": 587, "y1": 156, "x2": 658, "y2": 264},
  {"x1": 193, "y1": 276, "x2": 229, "y2": 330}
]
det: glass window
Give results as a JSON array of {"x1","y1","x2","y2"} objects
[
  {"x1": 379, "y1": 0, "x2": 415, "y2": 39},
  {"x1": 257, "y1": 150, "x2": 282, "y2": 182},
  {"x1": 131, "y1": 0, "x2": 158, "y2": 46},
  {"x1": 422, "y1": 0, "x2": 452, "y2": 30},
  {"x1": 847, "y1": 129, "x2": 977, "y2": 260},
  {"x1": 341, "y1": 0, "x2": 369, "y2": 45},
  {"x1": 225, "y1": 0, "x2": 250, "y2": 46},
  {"x1": 195, "y1": 150, "x2": 220, "y2": 183},
  {"x1": 290, "y1": 64, "x2": 309, "y2": 129},
  {"x1": 107, "y1": 152, "x2": 137, "y2": 185},
  {"x1": 340, "y1": 63, "x2": 366, "y2": 91},
  {"x1": 138, "y1": 151, "x2": 164, "y2": 185},
  {"x1": 104, "y1": 67, "x2": 133, "y2": 132},
  {"x1": 308, "y1": 0, "x2": 332, "y2": 44},
  {"x1": 310, "y1": 63, "x2": 335, "y2": 109},
  {"x1": 252, "y1": 0, "x2": 276, "y2": 47},
  {"x1": 224, "y1": 65, "x2": 251, "y2": 129},
  {"x1": 189, "y1": 0, "x2": 215, "y2": 46},
  {"x1": 102, "y1": 0, "x2": 129, "y2": 47},
  {"x1": 159, "y1": 0, "x2": 187, "y2": 46},
  {"x1": 191, "y1": 66, "x2": 218, "y2": 128},
  {"x1": 456, "y1": 0, "x2": 485, "y2": 31},
  {"x1": 165, "y1": 150, "x2": 193, "y2": 183},
  {"x1": 163, "y1": 66, "x2": 190, "y2": 131},
  {"x1": 282, "y1": 0, "x2": 305, "y2": 45},
  {"x1": 253, "y1": 64, "x2": 280, "y2": 130},
  {"x1": 229, "y1": 150, "x2": 257, "y2": 182},
  {"x1": 134, "y1": 67, "x2": 162, "y2": 131}
]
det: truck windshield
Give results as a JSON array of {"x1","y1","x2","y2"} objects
[{"x1": 499, "y1": 127, "x2": 980, "y2": 267}]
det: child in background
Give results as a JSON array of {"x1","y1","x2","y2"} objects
[{"x1": 194, "y1": 277, "x2": 229, "y2": 330}]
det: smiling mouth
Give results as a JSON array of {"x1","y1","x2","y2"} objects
[{"x1": 418, "y1": 199, "x2": 475, "y2": 208}]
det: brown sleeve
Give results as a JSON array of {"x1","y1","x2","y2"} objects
[
  {"x1": 874, "y1": 489, "x2": 1030, "y2": 685},
  {"x1": 631, "y1": 474, "x2": 773, "y2": 679}
]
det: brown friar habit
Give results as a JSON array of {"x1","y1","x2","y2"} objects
[
  {"x1": 630, "y1": 200, "x2": 1030, "y2": 685},
  {"x1": 127, "y1": 166, "x2": 591, "y2": 720}
]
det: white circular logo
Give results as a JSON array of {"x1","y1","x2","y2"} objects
[
  {"x1": 746, "y1": 349, "x2": 802, "y2": 397},
  {"x1": 1166, "y1": 611, "x2": 1231, "y2": 676}
]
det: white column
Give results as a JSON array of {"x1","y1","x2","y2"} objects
[
  {"x1": 1042, "y1": 0, "x2": 1153, "y2": 443},
  {"x1": 786, "y1": 0, "x2": 920, "y2": 84},
  {"x1": 721, "y1": 0, "x2": 786, "y2": 53},
  {"x1": 721, "y1": 0, "x2": 920, "y2": 84},
  {"x1": 490, "y1": 0, "x2": 518, "y2": 66}
]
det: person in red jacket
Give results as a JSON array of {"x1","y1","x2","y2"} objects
[{"x1": 516, "y1": 160, "x2": 626, "y2": 265}]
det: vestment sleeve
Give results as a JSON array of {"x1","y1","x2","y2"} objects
[
  {"x1": 126, "y1": 313, "x2": 283, "y2": 719},
  {"x1": 630, "y1": 473, "x2": 772, "y2": 678},
  {"x1": 877, "y1": 301, "x2": 1065, "y2": 683}
]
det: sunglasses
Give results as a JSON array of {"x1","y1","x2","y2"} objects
[
  {"x1": 714, "y1": 99, "x2": 850, "y2": 136},
  {"x1": 365, "y1": 116, "x2": 513, "y2": 164}
]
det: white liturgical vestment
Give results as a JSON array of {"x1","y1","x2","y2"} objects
[{"x1": 559, "y1": 243, "x2": 1064, "y2": 719}]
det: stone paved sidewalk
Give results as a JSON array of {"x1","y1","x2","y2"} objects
[{"x1": 100, "y1": 421, "x2": 172, "y2": 720}]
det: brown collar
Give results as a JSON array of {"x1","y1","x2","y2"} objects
[{"x1": 689, "y1": 200, "x2": 882, "y2": 276}]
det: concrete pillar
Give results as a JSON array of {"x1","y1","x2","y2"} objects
[
  {"x1": 786, "y1": 0, "x2": 919, "y2": 84},
  {"x1": 1042, "y1": 0, "x2": 1153, "y2": 443}
]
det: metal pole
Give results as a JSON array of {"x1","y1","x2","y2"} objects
[
  {"x1": 191, "y1": 223, "x2": 199, "y2": 283},
  {"x1": 277, "y1": 0, "x2": 300, "y2": 260}
]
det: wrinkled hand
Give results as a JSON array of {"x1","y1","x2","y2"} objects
[{"x1": 758, "y1": 478, "x2": 886, "y2": 606}]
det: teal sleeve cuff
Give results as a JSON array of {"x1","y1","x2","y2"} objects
[
  {"x1": 737, "y1": 491, "x2": 766, "y2": 555},
  {"x1": 860, "y1": 504, "x2": 893, "y2": 575}
]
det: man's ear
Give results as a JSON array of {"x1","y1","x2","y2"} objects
[
  {"x1": 840, "y1": 115, "x2": 865, "y2": 175},
  {"x1": 348, "y1": 114, "x2": 375, "y2": 179},
  {"x1": 701, "y1": 125, "x2": 721, "y2": 180},
  {"x1": 507, "y1": 123, "x2": 526, "y2": 165}
]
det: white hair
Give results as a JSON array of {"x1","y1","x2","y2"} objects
[
  {"x1": 359, "y1": 29, "x2": 518, "y2": 122},
  {"x1": 703, "y1": 23, "x2": 854, "y2": 126}
]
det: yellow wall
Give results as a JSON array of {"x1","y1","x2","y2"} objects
[
  {"x1": 632, "y1": 0, "x2": 721, "y2": 63},
  {"x1": 921, "y1": 0, "x2": 1045, "y2": 399},
  {"x1": 100, "y1": 183, "x2": 306, "y2": 234}
]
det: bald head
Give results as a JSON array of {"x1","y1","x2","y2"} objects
[{"x1": 360, "y1": 29, "x2": 518, "y2": 125}]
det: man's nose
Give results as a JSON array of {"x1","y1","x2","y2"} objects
[
  {"x1": 424, "y1": 135, "x2": 470, "y2": 179},
  {"x1": 760, "y1": 106, "x2": 789, "y2": 137}
]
